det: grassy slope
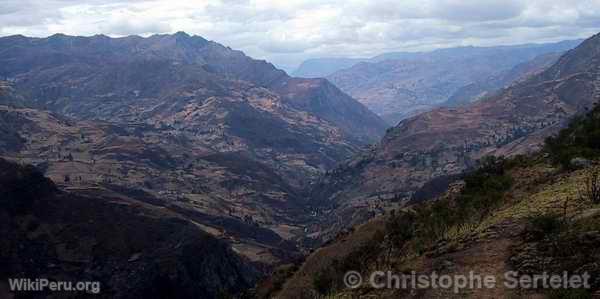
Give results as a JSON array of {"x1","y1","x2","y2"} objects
[
  {"x1": 270, "y1": 105, "x2": 600, "y2": 299},
  {"x1": 272, "y1": 162, "x2": 600, "y2": 298}
]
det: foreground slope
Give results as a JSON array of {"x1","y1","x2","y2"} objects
[
  {"x1": 0, "y1": 158, "x2": 258, "y2": 298},
  {"x1": 279, "y1": 162, "x2": 600, "y2": 298},
  {"x1": 275, "y1": 105, "x2": 600, "y2": 298}
]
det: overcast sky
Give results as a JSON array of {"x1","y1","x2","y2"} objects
[{"x1": 1, "y1": 0, "x2": 600, "y2": 71}]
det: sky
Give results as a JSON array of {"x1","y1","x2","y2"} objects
[{"x1": 1, "y1": 0, "x2": 600, "y2": 72}]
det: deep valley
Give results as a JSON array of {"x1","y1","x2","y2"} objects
[{"x1": 2, "y1": 9, "x2": 600, "y2": 299}]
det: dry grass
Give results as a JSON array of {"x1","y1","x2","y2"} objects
[{"x1": 276, "y1": 217, "x2": 386, "y2": 298}]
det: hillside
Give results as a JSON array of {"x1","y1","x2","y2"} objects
[
  {"x1": 0, "y1": 89, "x2": 307, "y2": 265},
  {"x1": 293, "y1": 58, "x2": 365, "y2": 78},
  {"x1": 323, "y1": 40, "x2": 581, "y2": 124},
  {"x1": 273, "y1": 104, "x2": 600, "y2": 298},
  {"x1": 291, "y1": 43, "x2": 578, "y2": 79},
  {"x1": 0, "y1": 33, "x2": 387, "y2": 266},
  {"x1": 444, "y1": 52, "x2": 563, "y2": 107},
  {"x1": 0, "y1": 158, "x2": 258, "y2": 298},
  {"x1": 309, "y1": 33, "x2": 600, "y2": 241},
  {"x1": 0, "y1": 33, "x2": 386, "y2": 144}
]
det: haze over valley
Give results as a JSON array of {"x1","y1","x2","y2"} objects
[{"x1": 2, "y1": 1, "x2": 600, "y2": 298}]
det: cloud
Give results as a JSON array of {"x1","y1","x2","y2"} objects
[
  {"x1": 101, "y1": 18, "x2": 171, "y2": 36},
  {"x1": 431, "y1": 0, "x2": 525, "y2": 22},
  {"x1": 0, "y1": 0, "x2": 599, "y2": 68},
  {"x1": 259, "y1": 39, "x2": 317, "y2": 53}
]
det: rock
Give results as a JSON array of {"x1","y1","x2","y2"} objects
[{"x1": 570, "y1": 157, "x2": 592, "y2": 169}]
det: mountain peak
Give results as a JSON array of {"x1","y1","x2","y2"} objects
[
  {"x1": 49, "y1": 33, "x2": 68, "y2": 38},
  {"x1": 173, "y1": 31, "x2": 191, "y2": 38}
]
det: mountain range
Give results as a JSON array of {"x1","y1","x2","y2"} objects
[
  {"x1": 444, "y1": 52, "x2": 564, "y2": 107},
  {"x1": 294, "y1": 40, "x2": 582, "y2": 125},
  {"x1": 0, "y1": 32, "x2": 386, "y2": 268},
  {"x1": 268, "y1": 33, "x2": 600, "y2": 299},
  {"x1": 308, "y1": 33, "x2": 600, "y2": 239},
  {"x1": 3, "y1": 29, "x2": 600, "y2": 299}
]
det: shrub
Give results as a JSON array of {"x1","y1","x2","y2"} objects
[
  {"x1": 544, "y1": 105, "x2": 600, "y2": 168},
  {"x1": 456, "y1": 156, "x2": 513, "y2": 223},
  {"x1": 580, "y1": 169, "x2": 600, "y2": 204},
  {"x1": 414, "y1": 200, "x2": 456, "y2": 243},
  {"x1": 386, "y1": 211, "x2": 416, "y2": 243},
  {"x1": 525, "y1": 213, "x2": 577, "y2": 257},
  {"x1": 313, "y1": 268, "x2": 336, "y2": 295},
  {"x1": 411, "y1": 174, "x2": 461, "y2": 203},
  {"x1": 391, "y1": 156, "x2": 515, "y2": 249},
  {"x1": 527, "y1": 213, "x2": 564, "y2": 238}
]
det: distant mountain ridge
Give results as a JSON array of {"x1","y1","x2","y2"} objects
[
  {"x1": 293, "y1": 40, "x2": 583, "y2": 79},
  {"x1": 327, "y1": 40, "x2": 583, "y2": 124},
  {"x1": 293, "y1": 40, "x2": 582, "y2": 125},
  {"x1": 309, "y1": 33, "x2": 600, "y2": 238},
  {"x1": 444, "y1": 52, "x2": 564, "y2": 107}
]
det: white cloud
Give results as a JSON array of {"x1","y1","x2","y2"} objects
[
  {"x1": 1, "y1": 0, "x2": 599, "y2": 69},
  {"x1": 431, "y1": 0, "x2": 525, "y2": 22}
]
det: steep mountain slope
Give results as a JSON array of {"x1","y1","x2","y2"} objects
[
  {"x1": 444, "y1": 52, "x2": 563, "y2": 107},
  {"x1": 0, "y1": 33, "x2": 386, "y2": 144},
  {"x1": 0, "y1": 33, "x2": 387, "y2": 265},
  {"x1": 274, "y1": 105, "x2": 600, "y2": 298},
  {"x1": 0, "y1": 158, "x2": 258, "y2": 298},
  {"x1": 271, "y1": 77, "x2": 386, "y2": 143},
  {"x1": 0, "y1": 91, "x2": 305, "y2": 265},
  {"x1": 293, "y1": 58, "x2": 364, "y2": 78},
  {"x1": 0, "y1": 83, "x2": 315, "y2": 265},
  {"x1": 277, "y1": 157, "x2": 600, "y2": 298},
  {"x1": 0, "y1": 33, "x2": 387, "y2": 183},
  {"x1": 324, "y1": 40, "x2": 581, "y2": 124},
  {"x1": 310, "y1": 33, "x2": 600, "y2": 238}
]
